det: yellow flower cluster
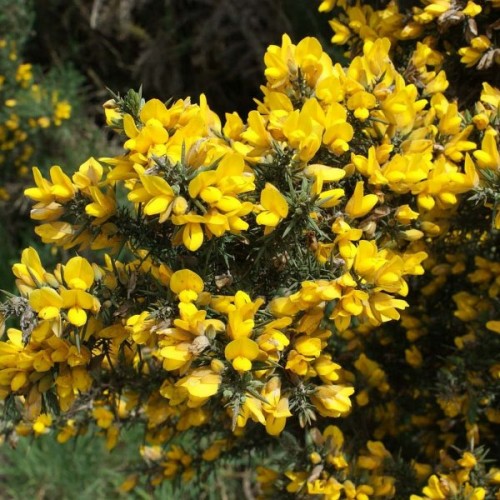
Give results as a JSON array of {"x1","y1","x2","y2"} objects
[
  {"x1": 410, "y1": 450, "x2": 500, "y2": 500},
  {"x1": 321, "y1": 0, "x2": 499, "y2": 86},
  {"x1": 0, "y1": 39, "x2": 72, "y2": 201},
  {"x1": 0, "y1": 13, "x2": 499, "y2": 497},
  {"x1": 259, "y1": 429, "x2": 500, "y2": 499}
]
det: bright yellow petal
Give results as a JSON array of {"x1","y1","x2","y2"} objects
[
  {"x1": 123, "y1": 114, "x2": 139, "y2": 138},
  {"x1": 29, "y1": 287, "x2": 63, "y2": 312},
  {"x1": 256, "y1": 211, "x2": 280, "y2": 227},
  {"x1": 64, "y1": 256, "x2": 94, "y2": 290},
  {"x1": 170, "y1": 269, "x2": 204, "y2": 294},
  {"x1": 68, "y1": 307, "x2": 87, "y2": 327},
  {"x1": 261, "y1": 183, "x2": 288, "y2": 218},
  {"x1": 183, "y1": 223, "x2": 204, "y2": 251},
  {"x1": 233, "y1": 356, "x2": 252, "y2": 372}
]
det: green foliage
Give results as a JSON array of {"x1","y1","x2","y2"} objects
[{"x1": 0, "y1": 429, "x2": 169, "y2": 499}]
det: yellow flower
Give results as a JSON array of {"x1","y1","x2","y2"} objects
[
  {"x1": 458, "y1": 36, "x2": 491, "y2": 67},
  {"x1": 486, "y1": 321, "x2": 500, "y2": 334},
  {"x1": 15, "y1": 63, "x2": 32, "y2": 84},
  {"x1": 295, "y1": 37, "x2": 327, "y2": 88},
  {"x1": 345, "y1": 181, "x2": 378, "y2": 219},
  {"x1": 85, "y1": 187, "x2": 116, "y2": 223},
  {"x1": 240, "y1": 110, "x2": 272, "y2": 152},
  {"x1": 170, "y1": 269, "x2": 204, "y2": 303},
  {"x1": 29, "y1": 287, "x2": 63, "y2": 320},
  {"x1": 285, "y1": 350, "x2": 311, "y2": 376},
  {"x1": 311, "y1": 384, "x2": 354, "y2": 418},
  {"x1": 405, "y1": 345, "x2": 423, "y2": 368},
  {"x1": 260, "y1": 377, "x2": 292, "y2": 435},
  {"x1": 12, "y1": 247, "x2": 48, "y2": 292},
  {"x1": 92, "y1": 407, "x2": 114, "y2": 429},
  {"x1": 58, "y1": 256, "x2": 99, "y2": 326},
  {"x1": 323, "y1": 102, "x2": 354, "y2": 154},
  {"x1": 140, "y1": 98, "x2": 171, "y2": 126},
  {"x1": 57, "y1": 420, "x2": 77, "y2": 443},
  {"x1": 473, "y1": 128, "x2": 499, "y2": 169},
  {"x1": 171, "y1": 212, "x2": 206, "y2": 251},
  {"x1": 256, "y1": 183, "x2": 289, "y2": 234},
  {"x1": 128, "y1": 174, "x2": 175, "y2": 223},
  {"x1": 480, "y1": 82, "x2": 500, "y2": 109},
  {"x1": 347, "y1": 90, "x2": 377, "y2": 121},
  {"x1": 395, "y1": 205, "x2": 419, "y2": 225},
  {"x1": 123, "y1": 111, "x2": 168, "y2": 155},
  {"x1": 225, "y1": 336, "x2": 260, "y2": 372},
  {"x1": 54, "y1": 101, "x2": 71, "y2": 125},
  {"x1": 294, "y1": 336, "x2": 322, "y2": 358},
  {"x1": 257, "y1": 317, "x2": 292, "y2": 354},
  {"x1": 329, "y1": 19, "x2": 351, "y2": 45},
  {"x1": 462, "y1": 1, "x2": 482, "y2": 16},
  {"x1": 282, "y1": 99, "x2": 324, "y2": 161},
  {"x1": 264, "y1": 34, "x2": 293, "y2": 89},
  {"x1": 176, "y1": 367, "x2": 221, "y2": 403},
  {"x1": 72, "y1": 157, "x2": 103, "y2": 190},
  {"x1": 25, "y1": 166, "x2": 76, "y2": 204},
  {"x1": 410, "y1": 474, "x2": 448, "y2": 500},
  {"x1": 37, "y1": 116, "x2": 50, "y2": 128},
  {"x1": 380, "y1": 76, "x2": 426, "y2": 133},
  {"x1": 425, "y1": 71, "x2": 449, "y2": 95},
  {"x1": 32, "y1": 413, "x2": 52, "y2": 435}
]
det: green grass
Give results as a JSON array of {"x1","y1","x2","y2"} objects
[
  {"x1": 0, "y1": 431, "x2": 156, "y2": 500},
  {"x1": 0, "y1": 430, "x2": 239, "y2": 499}
]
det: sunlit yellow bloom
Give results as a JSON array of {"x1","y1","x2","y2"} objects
[
  {"x1": 305, "y1": 163, "x2": 345, "y2": 195},
  {"x1": 323, "y1": 102, "x2": 354, "y2": 154},
  {"x1": 128, "y1": 174, "x2": 175, "y2": 223},
  {"x1": 225, "y1": 336, "x2": 260, "y2": 372},
  {"x1": 480, "y1": 82, "x2": 500, "y2": 109},
  {"x1": 171, "y1": 212, "x2": 206, "y2": 251},
  {"x1": 345, "y1": 181, "x2": 378, "y2": 219},
  {"x1": 176, "y1": 368, "x2": 221, "y2": 404},
  {"x1": 260, "y1": 377, "x2": 292, "y2": 435},
  {"x1": 311, "y1": 384, "x2": 355, "y2": 418},
  {"x1": 53, "y1": 101, "x2": 72, "y2": 125},
  {"x1": 123, "y1": 110, "x2": 168, "y2": 155},
  {"x1": 458, "y1": 36, "x2": 491, "y2": 67},
  {"x1": 92, "y1": 407, "x2": 114, "y2": 429},
  {"x1": 347, "y1": 90, "x2": 377, "y2": 121},
  {"x1": 85, "y1": 186, "x2": 116, "y2": 223},
  {"x1": 170, "y1": 269, "x2": 204, "y2": 302},
  {"x1": 329, "y1": 19, "x2": 351, "y2": 45},
  {"x1": 12, "y1": 247, "x2": 49, "y2": 292},
  {"x1": 25, "y1": 165, "x2": 76, "y2": 203},
  {"x1": 256, "y1": 183, "x2": 289, "y2": 234},
  {"x1": 241, "y1": 110, "x2": 272, "y2": 152},
  {"x1": 425, "y1": 71, "x2": 449, "y2": 95},
  {"x1": 29, "y1": 287, "x2": 63, "y2": 320},
  {"x1": 282, "y1": 99, "x2": 324, "y2": 161},
  {"x1": 473, "y1": 128, "x2": 499, "y2": 169},
  {"x1": 72, "y1": 157, "x2": 103, "y2": 190}
]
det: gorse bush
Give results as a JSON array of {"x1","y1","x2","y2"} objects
[{"x1": 0, "y1": 1, "x2": 499, "y2": 498}]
